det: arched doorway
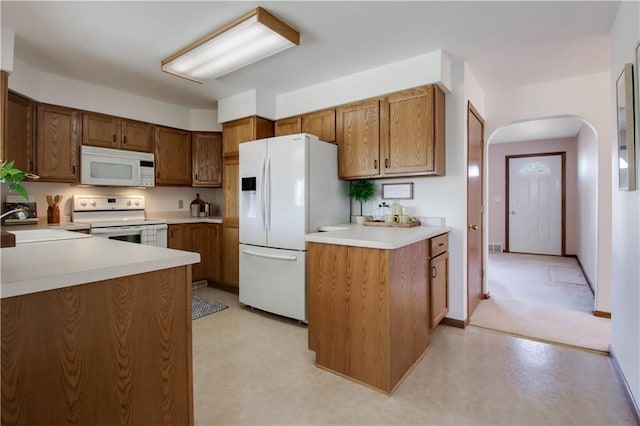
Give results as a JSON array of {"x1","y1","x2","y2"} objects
[{"x1": 470, "y1": 115, "x2": 610, "y2": 352}]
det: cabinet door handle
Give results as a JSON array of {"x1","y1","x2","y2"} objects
[
  {"x1": 123, "y1": 135, "x2": 127, "y2": 144},
  {"x1": 374, "y1": 159, "x2": 378, "y2": 169},
  {"x1": 432, "y1": 266, "x2": 437, "y2": 279},
  {"x1": 29, "y1": 161, "x2": 33, "y2": 172},
  {"x1": 385, "y1": 158, "x2": 389, "y2": 168},
  {"x1": 113, "y1": 134, "x2": 116, "y2": 142},
  {"x1": 72, "y1": 165, "x2": 76, "y2": 175},
  {"x1": 195, "y1": 173, "x2": 198, "y2": 180}
]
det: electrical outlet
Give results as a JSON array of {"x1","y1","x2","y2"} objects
[{"x1": 178, "y1": 200, "x2": 184, "y2": 209}]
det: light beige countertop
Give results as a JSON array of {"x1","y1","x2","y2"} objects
[
  {"x1": 147, "y1": 212, "x2": 223, "y2": 224},
  {"x1": 306, "y1": 223, "x2": 450, "y2": 249},
  {"x1": 1, "y1": 234, "x2": 200, "y2": 299},
  {"x1": 1, "y1": 221, "x2": 91, "y2": 231}
]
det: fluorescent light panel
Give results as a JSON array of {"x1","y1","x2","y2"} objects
[{"x1": 162, "y1": 8, "x2": 299, "y2": 83}]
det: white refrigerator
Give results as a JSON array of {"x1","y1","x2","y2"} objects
[{"x1": 239, "y1": 133, "x2": 348, "y2": 322}]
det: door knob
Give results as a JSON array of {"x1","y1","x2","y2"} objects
[
  {"x1": 511, "y1": 211, "x2": 516, "y2": 215},
  {"x1": 468, "y1": 224, "x2": 478, "y2": 230}
]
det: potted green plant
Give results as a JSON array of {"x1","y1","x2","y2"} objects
[
  {"x1": 1, "y1": 160, "x2": 38, "y2": 201},
  {"x1": 348, "y1": 179, "x2": 375, "y2": 224}
]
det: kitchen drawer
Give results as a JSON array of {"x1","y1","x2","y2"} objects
[{"x1": 429, "y1": 233, "x2": 448, "y2": 258}]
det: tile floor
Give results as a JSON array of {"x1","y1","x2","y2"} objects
[{"x1": 192, "y1": 287, "x2": 635, "y2": 425}]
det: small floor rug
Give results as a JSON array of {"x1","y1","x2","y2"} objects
[{"x1": 192, "y1": 294, "x2": 228, "y2": 320}]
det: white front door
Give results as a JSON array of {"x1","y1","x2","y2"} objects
[{"x1": 508, "y1": 154, "x2": 563, "y2": 255}]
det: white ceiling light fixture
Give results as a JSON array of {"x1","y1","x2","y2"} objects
[{"x1": 161, "y1": 7, "x2": 299, "y2": 84}]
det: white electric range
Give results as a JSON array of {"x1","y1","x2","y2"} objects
[{"x1": 72, "y1": 195, "x2": 168, "y2": 247}]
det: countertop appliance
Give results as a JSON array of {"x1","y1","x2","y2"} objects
[
  {"x1": 81, "y1": 145, "x2": 155, "y2": 187},
  {"x1": 72, "y1": 195, "x2": 167, "y2": 247},
  {"x1": 239, "y1": 133, "x2": 348, "y2": 322}
]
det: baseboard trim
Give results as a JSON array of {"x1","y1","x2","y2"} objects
[
  {"x1": 207, "y1": 282, "x2": 240, "y2": 294},
  {"x1": 569, "y1": 254, "x2": 594, "y2": 296},
  {"x1": 441, "y1": 317, "x2": 468, "y2": 329},
  {"x1": 609, "y1": 345, "x2": 640, "y2": 425},
  {"x1": 594, "y1": 310, "x2": 612, "y2": 319}
]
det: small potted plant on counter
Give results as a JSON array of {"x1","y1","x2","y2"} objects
[{"x1": 348, "y1": 179, "x2": 375, "y2": 225}]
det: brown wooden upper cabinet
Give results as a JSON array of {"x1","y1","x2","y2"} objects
[
  {"x1": 275, "y1": 109, "x2": 336, "y2": 143},
  {"x1": 36, "y1": 103, "x2": 81, "y2": 182},
  {"x1": 154, "y1": 126, "x2": 191, "y2": 186},
  {"x1": 192, "y1": 131, "x2": 222, "y2": 187},
  {"x1": 5, "y1": 91, "x2": 35, "y2": 174},
  {"x1": 336, "y1": 99, "x2": 381, "y2": 179},
  {"x1": 336, "y1": 84, "x2": 445, "y2": 180},
  {"x1": 222, "y1": 116, "x2": 274, "y2": 157},
  {"x1": 82, "y1": 112, "x2": 153, "y2": 153}
]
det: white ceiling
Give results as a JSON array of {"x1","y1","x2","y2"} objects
[{"x1": 2, "y1": 1, "x2": 618, "y2": 113}]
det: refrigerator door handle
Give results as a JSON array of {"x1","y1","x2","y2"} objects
[
  {"x1": 260, "y1": 156, "x2": 267, "y2": 231},
  {"x1": 241, "y1": 248, "x2": 297, "y2": 261},
  {"x1": 266, "y1": 156, "x2": 272, "y2": 232}
]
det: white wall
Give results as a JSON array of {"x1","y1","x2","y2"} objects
[
  {"x1": 485, "y1": 72, "x2": 612, "y2": 313},
  {"x1": 274, "y1": 50, "x2": 451, "y2": 120},
  {"x1": 576, "y1": 124, "x2": 598, "y2": 288},
  {"x1": 1, "y1": 28, "x2": 15, "y2": 72},
  {"x1": 609, "y1": 0, "x2": 640, "y2": 409},
  {"x1": 8, "y1": 59, "x2": 220, "y2": 131}
]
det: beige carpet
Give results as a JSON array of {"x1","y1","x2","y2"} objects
[{"x1": 470, "y1": 252, "x2": 611, "y2": 352}]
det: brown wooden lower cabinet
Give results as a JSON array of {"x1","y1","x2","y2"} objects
[
  {"x1": 169, "y1": 223, "x2": 221, "y2": 285},
  {"x1": 429, "y1": 233, "x2": 449, "y2": 332},
  {"x1": 1, "y1": 266, "x2": 193, "y2": 425},
  {"x1": 307, "y1": 240, "x2": 429, "y2": 394},
  {"x1": 221, "y1": 225, "x2": 239, "y2": 291}
]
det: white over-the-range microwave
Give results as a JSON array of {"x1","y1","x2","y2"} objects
[{"x1": 81, "y1": 145, "x2": 155, "y2": 187}]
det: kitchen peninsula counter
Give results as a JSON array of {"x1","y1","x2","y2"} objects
[
  {"x1": 305, "y1": 223, "x2": 450, "y2": 249},
  {"x1": 1, "y1": 237, "x2": 199, "y2": 424},
  {"x1": 1, "y1": 236, "x2": 199, "y2": 298},
  {"x1": 306, "y1": 224, "x2": 450, "y2": 395}
]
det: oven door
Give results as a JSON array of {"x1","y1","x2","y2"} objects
[{"x1": 91, "y1": 226, "x2": 143, "y2": 244}]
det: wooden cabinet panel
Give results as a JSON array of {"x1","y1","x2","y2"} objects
[
  {"x1": 36, "y1": 104, "x2": 80, "y2": 182},
  {"x1": 430, "y1": 251, "x2": 449, "y2": 332},
  {"x1": 222, "y1": 116, "x2": 273, "y2": 157},
  {"x1": 206, "y1": 224, "x2": 222, "y2": 284},
  {"x1": 5, "y1": 92, "x2": 35, "y2": 174},
  {"x1": 168, "y1": 224, "x2": 186, "y2": 250},
  {"x1": 82, "y1": 112, "x2": 120, "y2": 149},
  {"x1": 275, "y1": 116, "x2": 301, "y2": 137},
  {"x1": 308, "y1": 240, "x2": 428, "y2": 394},
  {"x1": 0, "y1": 71, "x2": 7, "y2": 162},
  {"x1": 336, "y1": 100, "x2": 380, "y2": 179},
  {"x1": 384, "y1": 86, "x2": 443, "y2": 175},
  {"x1": 187, "y1": 223, "x2": 208, "y2": 282},
  {"x1": 223, "y1": 157, "x2": 239, "y2": 228},
  {"x1": 302, "y1": 109, "x2": 336, "y2": 143},
  {"x1": 154, "y1": 126, "x2": 191, "y2": 186},
  {"x1": 1, "y1": 266, "x2": 193, "y2": 425},
  {"x1": 192, "y1": 132, "x2": 222, "y2": 187},
  {"x1": 121, "y1": 119, "x2": 153, "y2": 152},
  {"x1": 222, "y1": 226, "x2": 239, "y2": 289},
  {"x1": 82, "y1": 112, "x2": 152, "y2": 153}
]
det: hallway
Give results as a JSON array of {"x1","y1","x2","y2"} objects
[{"x1": 470, "y1": 253, "x2": 610, "y2": 352}]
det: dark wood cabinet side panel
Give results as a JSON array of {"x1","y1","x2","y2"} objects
[
  {"x1": 1, "y1": 267, "x2": 193, "y2": 425},
  {"x1": 388, "y1": 240, "x2": 429, "y2": 387},
  {"x1": 5, "y1": 92, "x2": 35, "y2": 174}
]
